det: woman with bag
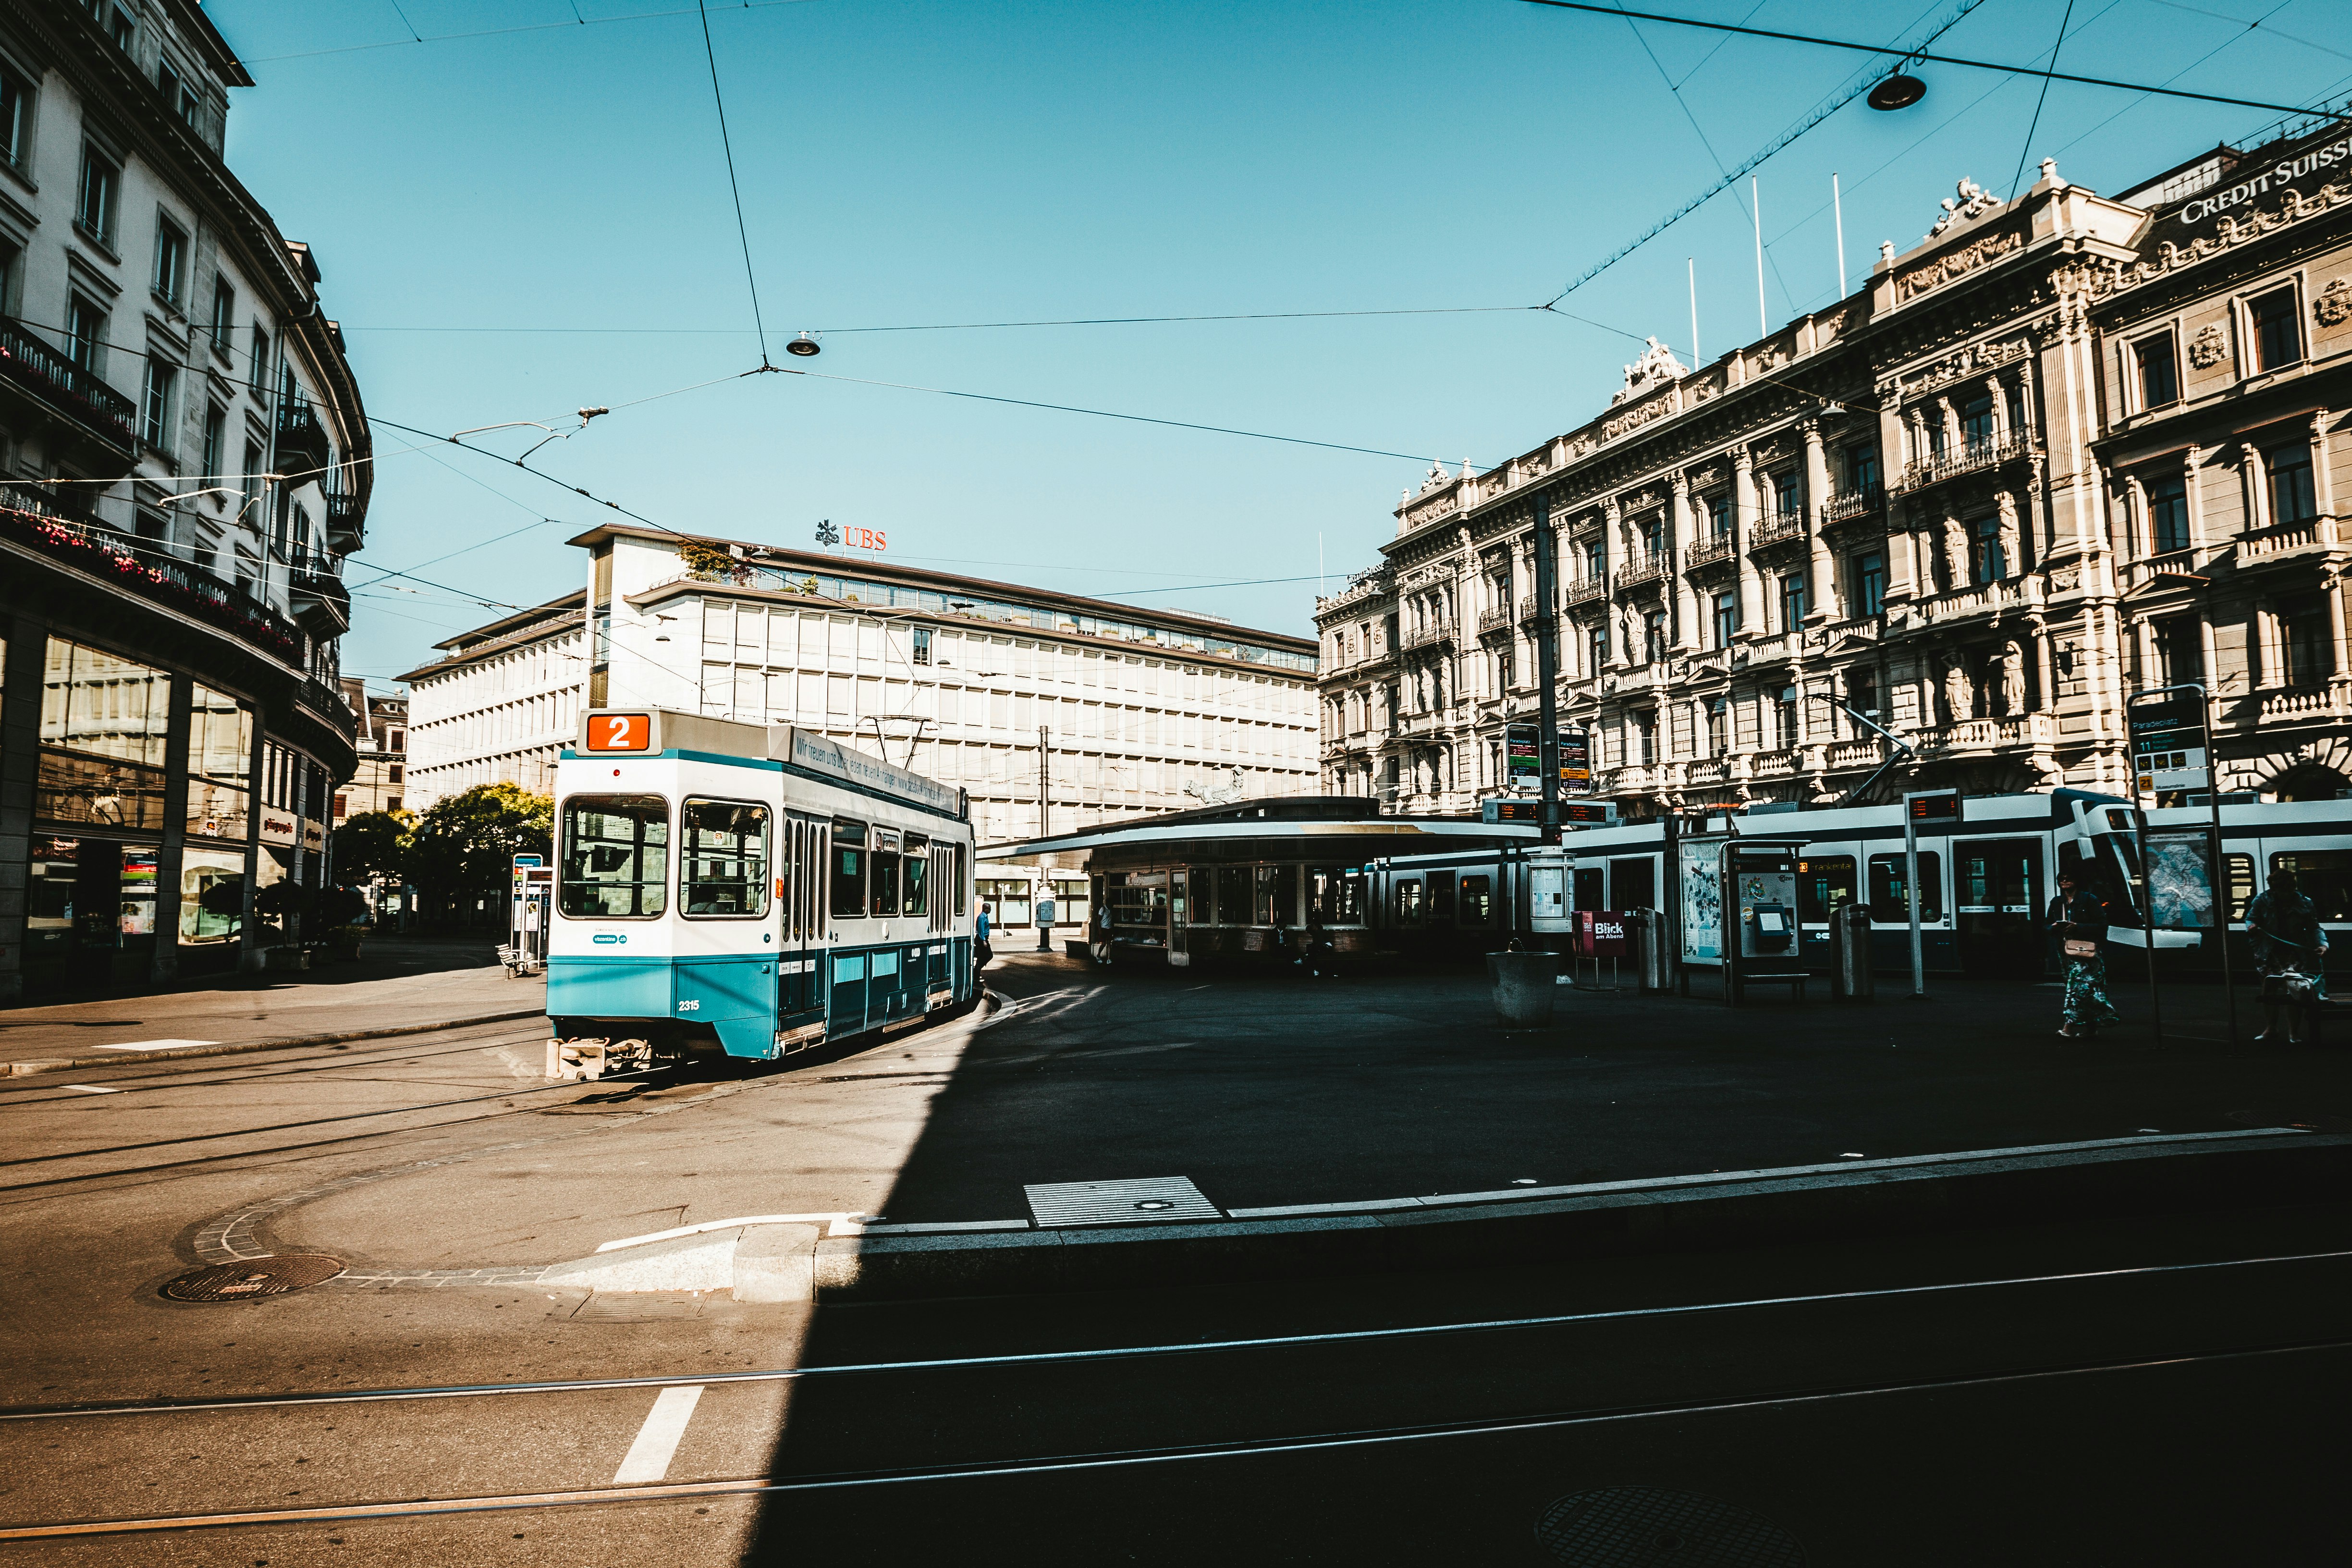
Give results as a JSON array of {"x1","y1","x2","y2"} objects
[
  {"x1": 2049, "y1": 868, "x2": 2121, "y2": 1040},
  {"x1": 2246, "y1": 866, "x2": 2328, "y2": 1044}
]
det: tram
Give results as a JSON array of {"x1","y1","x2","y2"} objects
[{"x1": 544, "y1": 709, "x2": 979, "y2": 1078}]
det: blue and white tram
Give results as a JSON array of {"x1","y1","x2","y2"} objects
[{"x1": 545, "y1": 709, "x2": 978, "y2": 1078}]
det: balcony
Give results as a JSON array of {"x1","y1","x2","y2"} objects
[
  {"x1": 0, "y1": 316, "x2": 138, "y2": 453},
  {"x1": 1400, "y1": 620, "x2": 1455, "y2": 652},
  {"x1": 325, "y1": 490, "x2": 367, "y2": 555},
  {"x1": 2236, "y1": 513, "x2": 2340, "y2": 569},
  {"x1": 1685, "y1": 758, "x2": 1731, "y2": 786},
  {"x1": 289, "y1": 552, "x2": 350, "y2": 636},
  {"x1": 1751, "y1": 747, "x2": 1802, "y2": 779},
  {"x1": 1615, "y1": 551, "x2": 1671, "y2": 591},
  {"x1": 298, "y1": 674, "x2": 360, "y2": 741},
  {"x1": 1921, "y1": 712, "x2": 2054, "y2": 756},
  {"x1": 2251, "y1": 683, "x2": 2352, "y2": 725},
  {"x1": 1396, "y1": 705, "x2": 1466, "y2": 739},
  {"x1": 1478, "y1": 604, "x2": 1513, "y2": 634},
  {"x1": 1563, "y1": 576, "x2": 1607, "y2": 607},
  {"x1": 1748, "y1": 510, "x2": 1806, "y2": 549},
  {"x1": 1820, "y1": 483, "x2": 1884, "y2": 526},
  {"x1": 1896, "y1": 433, "x2": 2036, "y2": 495},
  {"x1": 1824, "y1": 739, "x2": 1886, "y2": 771},
  {"x1": 1683, "y1": 533, "x2": 1734, "y2": 570},
  {"x1": 0, "y1": 483, "x2": 303, "y2": 664},
  {"x1": 1909, "y1": 576, "x2": 2034, "y2": 627},
  {"x1": 277, "y1": 396, "x2": 333, "y2": 476},
  {"x1": 1518, "y1": 596, "x2": 1544, "y2": 622}
]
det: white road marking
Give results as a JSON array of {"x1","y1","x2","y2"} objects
[
  {"x1": 62, "y1": 1085, "x2": 120, "y2": 1094},
  {"x1": 95, "y1": 1039, "x2": 219, "y2": 1053},
  {"x1": 596, "y1": 1213, "x2": 859, "y2": 1253},
  {"x1": 490, "y1": 1047, "x2": 539, "y2": 1078},
  {"x1": 612, "y1": 1385, "x2": 703, "y2": 1484}
]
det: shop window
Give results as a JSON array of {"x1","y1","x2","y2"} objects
[
  {"x1": 1868, "y1": 851, "x2": 1943, "y2": 923},
  {"x1": 39, "y1": 638, "x2": 170, "y2": 831},
  {"x1": 179, "y1": 845, "x2": 246, "y2": 946},
  {"x1": 680, "y1": 798, "x2": 769, "y2": 917},
  {"x1": 978, "y1": 878, "x2": 1030, "y2": 927},
  {"x1": 559, "y1": 795, "x2": 669, "y2": 918}
]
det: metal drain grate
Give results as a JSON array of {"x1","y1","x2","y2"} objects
[
  {"x1": 163, "y1": 1255, "x2": 345, "y2": 1303},
  {"x1": 1535, "y1": 1487, "x2": 1806, "y2": 1567},
  {"x1": 1024, "y1": 1176, "x2": 1220, "y2": 1227}
]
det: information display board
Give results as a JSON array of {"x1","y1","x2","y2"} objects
[{"x1": 1506, "y1": 723, "x2": 1540, "y2": 787}]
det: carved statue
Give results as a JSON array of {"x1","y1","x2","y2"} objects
[
  {"x1": 1612, "y1": 337, "x2": 1691, "y2": 407},
  {"x1": 1995, "y1": 494, "x2": 2021, "y2": 579},
  {"x1": 1941, "y1": 514, "x2": 1971, "y2": 589},
  {"x1": 1998, "y1": 642, "x2": 2028, "y2": 715},
  {"x1": 1928, "y1": 176, "x2": 2001, "y2": 240},
  {"x1": 1943, "y1": 656, "x2": 1975, "y2": 723}
]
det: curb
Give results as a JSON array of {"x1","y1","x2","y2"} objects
[
  {"x1": 4, "y1": 1009, "x2": 549, "y2": 1077},
  {"x1": 806, "y1": 1130, "x2": 2352, "y2": 1302}
]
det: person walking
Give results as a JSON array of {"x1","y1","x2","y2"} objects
[
  {"x1": 2247, "y1": 866, "x2": 2328, "y2": 1044},
  {"x1": 2049, "y1": 868, "x2": 2121, "y2": 1040},
  {"x1": 974, "y1": 903, "x2": 992, "y2": 971}
]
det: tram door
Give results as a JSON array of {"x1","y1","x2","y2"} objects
[
  {"x1": 779, "y1": 812, "x2": 827, "y2": 1041},
  {"x1": 1954, "y1": 838, "x2": 2044, "y2": 979}
]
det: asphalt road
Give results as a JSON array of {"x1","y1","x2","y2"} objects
[{"x1": 3, "y1": 969, "x2": 2346, "y2": 1563}]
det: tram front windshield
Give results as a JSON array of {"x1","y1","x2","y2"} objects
[{"x1": 561, "y1": 795, "x2": 669, "y2": 918}]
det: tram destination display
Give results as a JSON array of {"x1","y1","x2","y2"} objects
[
  {"x1": 1558, "y1": 726, "x2": 1591, "y2": 792},
  {"x1": 1505, "y1": 723, "x2": 1540, "y2": 787},
  {"x1": 2127, "y1": 688, "x2": 2211, "y2": 802}
]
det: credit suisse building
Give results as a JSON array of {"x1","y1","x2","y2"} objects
[{"x1": 1319, "y1": 123, "x2": 2352, "y2": 818}]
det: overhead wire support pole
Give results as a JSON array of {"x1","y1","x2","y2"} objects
[{"x1": 1532, "y1": 493, "x2": 1563, "y2": 847}]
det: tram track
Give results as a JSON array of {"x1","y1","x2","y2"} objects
[
  {"x1": 0, "y1": 1027, "x2": 555, "y2": 1101},
  {"x1": 1, "y1": 1336, "x2": 2341, "y2": 1541}
]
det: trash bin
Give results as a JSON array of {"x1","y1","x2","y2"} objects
[
  {"x1": 1831, "y1": 902, "x2": 1874, "y2": 1000},
  {"x1": 1487, "y1": 948, "x2": 1560, "y2": 1026},
  {"x1": 1634, "y1": 908, "x2": 1673, "y2": 993}
]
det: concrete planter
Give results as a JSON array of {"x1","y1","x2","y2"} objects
[{"x1": 1486, "y1": 950, "x2": 1559, "y2": 1025}]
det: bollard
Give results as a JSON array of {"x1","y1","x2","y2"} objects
[
  {"x1": 1831, "y1": 902, "x2": 1875, "y2": 1000},
  {"x1": 1635, "y1": 908, "x2": 1674, "y2": 993},
  {"x1": 1486, "y1": 948, "x2": 1561, "y2": 1026}
]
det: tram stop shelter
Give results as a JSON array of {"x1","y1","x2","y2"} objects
[{"x1": 980, "y1": 797, "x2": 1532, "y2": 967}]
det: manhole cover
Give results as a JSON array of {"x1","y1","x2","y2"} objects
[
  {"x1": 1023, "y1": 1176, "x2": 1220, "y2": 1227},
  {"x1": 163, "y1": 1256, "x2": 345, "y2": 1303},
  {"x1": 1536, "y1": 1487, "x2": 1805, "y2": 1567}
]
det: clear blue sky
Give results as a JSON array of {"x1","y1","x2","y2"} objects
[{"x1": 206, "y1": 0, "x2": 2352, "y2": 689}]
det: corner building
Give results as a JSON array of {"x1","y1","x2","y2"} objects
[
  {"x1": 1321, "y1": 125, "x2": 2352, "y2": 814},
  {"x1": 0, "y1": 3, "x2": 370, "y2": 997}
]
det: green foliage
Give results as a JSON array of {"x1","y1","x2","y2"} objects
[
  {"x1": 402, "y1": 783, "x2": 553, "y2": 922},
  {"x1": 332, "y1": 809, "x2": 411, "y2": 884}
]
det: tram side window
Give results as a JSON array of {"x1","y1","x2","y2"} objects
[
  {"x1": 954, "y1": 844, "x2": 969, "y2": 916},
  {"x1": 1254, "y1": 864, "x2": 1299, "y2": 925},
  {"x1": 1797, "y1": 856, "x2": 1857, "y2": 922},
  {"x1": 680, "y1": 799, "x2": 770, "y2": 918},
  {"x1": 1395, "y1": 878, "x2": 1424, "y2": 927},
  {"x1": 871, "y1": 829, "x2": 903, "y2": 918},
  {"x1": 2271, "y1": 850, "x2": 2352, "y2": 920},
  {"x1": 1306, "y1": 867, "x2": 1366, "y2": 926},
  {"x1": 2226, "y1": 853, "x2": 2254, "y2": 922},
  {"x1": 830, "y1": 819, "x2": 868, "y2": 919},
  {"x1": 560, "y1": 796, "x2": 669, "y2": 919},
  {"x1": 903, "y1": 833, "x2": 929, "y2": 917},
  {"x1": 1460, "y1": 874, "x2": 1493, "y2": 926},
  {"x1": 1867, "y1": 852, "x2": 1942, "y2": 922},
  {"x1": 1214, "y1": 865, "x2": 1250, "y2": 924}
]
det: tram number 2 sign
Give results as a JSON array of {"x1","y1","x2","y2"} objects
[{"x1": 585, "y1": 712, "x2": 654, "y2": 752}]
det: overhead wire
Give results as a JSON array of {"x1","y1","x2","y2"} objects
[
  {"x1": 694, "y1": 0, "x2": 773, "y2": 366},
  {"x1": 241, "y1": 0, "x2": 825, "y2": 66},
  {"x1": 2007, "y1": 0, "x2": 2079, "y2": 199}
]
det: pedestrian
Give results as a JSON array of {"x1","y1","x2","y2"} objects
[
  {"x1": 974, "y1": 904, "x2": 993, "y2": 971},
  {"x1": 2048, "y1": 867, "x2": 2121, "y2": 1040},
  {"x1": 2247, "y1": 866, "x2": 2328, "y2": 1045}
]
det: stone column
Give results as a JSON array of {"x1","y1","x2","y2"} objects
[
  {"x1": 1985, "y1": 375, "x2": 2009, "y2": 441},
  {"x1": 2328, "y1": 568, "x2": 2351, "y2": 689},
  {"x1": 1802, "y1": 422, "x2": 1836, "y2": 622},
  {"x1": 2244, "y1": 443, "x2": 2269, "y2": 532},
  {"x1": 240, "y1": 715, "x2": 267, "y2": 973},
  {"x1": 2182, "y1": 448, "x2": 2205, "y2": 549},
  {"x1": 1668, "y1": 472, "x2": 1700, "y2": 648},
  {"x1": 2314, "y1": 408, "x2": 2337, "y2": 522},
  {"x1": 1733, "y1": 447, "x2": 1763, "y2": 637},
  {"x1": 0, "y1": 617, "x2": 44, "y2": 1003},
  {"x1": 151, "y1": 674, "x2": 193, "y2": 984}
]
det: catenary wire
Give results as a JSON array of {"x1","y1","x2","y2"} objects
[
  {"x1": 240, "y1": 0, "x2": 826, "y2": 66},
  {"x1": 694, "y1": 0, "x2": 773, "y2": 366},
  {"x1": 2007, "y1": 0, "x2": 2079, "y2": 200}
]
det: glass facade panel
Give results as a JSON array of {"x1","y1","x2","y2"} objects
[
  {"x1": 188, "y1": 683, "x2": 252, "y2": 842},
  {"x1": 39, "y1": 638, "x2": 169, "y2": 829},
  {"x1": 179, "y1": 845, "x2": 246, "y2": 945}
]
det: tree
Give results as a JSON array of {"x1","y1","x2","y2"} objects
[
  {"x1": 402, "y1": 784, "x2": 553, "y2": 926},
  {"x1": 332, "y1": 809, "x2": 411, "y2": 885}
]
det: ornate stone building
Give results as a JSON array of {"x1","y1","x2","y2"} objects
[{"x1": 1319, "y1": 122, "x2": 2352, "y2": 815}]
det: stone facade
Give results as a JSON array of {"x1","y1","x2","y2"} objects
[{"x1": 1319, "y1": 128, "x2": 2352, "y2": 815}]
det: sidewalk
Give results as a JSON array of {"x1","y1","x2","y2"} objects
[{"x1": 0, "y1": 935, "x2": 546, "y2": 1074}]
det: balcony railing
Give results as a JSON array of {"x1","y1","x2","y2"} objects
[
  {"x1": 1896, "y1": 433, "x2": 2035, "y2": 494},
  {"x1": 1820, "y1": 483, "x2": 1884, "y2": 525},
  {"x1": 2254, "y1": 683, "x2": 2352, "y2": 724},
  {"x1": 277, "y1": 396, "x2": 333, "y2": 473},
  {"x1": 1563, "y1": 576, "x2": 1607, "y2": 606},
  {"x1": 1615, "y1": 551, "x2": 1671, "y2": 589},
  {"x1": 1478, "y1": 604, "x2": 1512, "y2": 632},
  {"x1": 298, "y1": 674, "x2": 360, "y2": 740},
  {"x1": 289, "y1": 551, "x2": 351, "y2": 635},
  {"x1": 1518, "y1": 596, "x2": 1544, "y2": 622},
  {"x1": 1825, "y1": 739, "x2": 1886, "y2": 770},
  {"x1": 2237, "y1": 513, "x2": 2340, "y2": 566},
  {"x1": 0, "y1": 485, "x2": 303, "y2": 663},
  {"x1": 1748, "y1": 510, "x2": 1806, "y2": 548},
  {"x1": 325, "y1": 490, "x2": 366, "y2": 554},
  {"x1": 1925, "y1": 713, "x2": 2054, "y2": 753},
  {"x1": 0, "y1": 316, "x2": 138, "y2": 451},
  {"x1": 1683, "y1": 533, "x2": 1734, "y2": 570},
  {"x1": 1400, "y1": 620, "x2": 1455, "y2": 651}
]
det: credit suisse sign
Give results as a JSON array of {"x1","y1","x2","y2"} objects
[{"x1": 2173, "y1": 134, "x2": 2352, "y2": 227}]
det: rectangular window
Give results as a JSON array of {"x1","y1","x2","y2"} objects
[
  {"x1": 240, "y1": 440, "x2": 261, "y2": 520},
  {"x1": 829, "y1": 817, "x2": 868, "y2": 918},
  {"x1": 142, "y1": 360, "x2": 176, "y2": 451},
  {"x1": 870, "y1": 828, "x2": 902, "y2": 917},
  {"x1": 680, "y1": 798, "x2": 769, "y2": 918},
  {"x1": 558, "y1": 795, "x2": 669, "y2": 918},
  {"x1": 912, "y1": 626, "x2": 933, "y2": 665},
  {"x1": 2145, "y1": 474, "x2": 2190, "y2": 552},
  {"x1": 1771, "y1": 468, "x2": 1801, "y2": 517},
  {"x1": 66, "y1": 295, "x2": 106, "y2": 373},
  {"x1": 2136, "y1": 334, "x2": 2179, "y2": 407},
  {"x1": 153, "y1": 218, "x2": 188, "y2": 308},
  {"x1": 1306, "y1": 866, "x2": 1366, "y2": 925},
  {"x1": 75, "y1": 143, "x2": 119, "y2": 245},
  {"x1": 2251, "y1": 287, "x2": 2301, "y2": 371},
  {"x1": 1854, "y1": 551, "x2": 1887, "y2": 616},
  {"x1": 2271, "y1": 849, "x2": 2352, "y2": 921},
  {"x1": 1214, "y1": 864, "x2": 1250, "y2": 924},
  {"x1": 202, "y1": 404, "x2": 225, "y2": 482},
  {"x1": 1707, "y1": 492, "x2": 1731, "y2": 537},
  {"x1": 158, "y1": 58, "x2": 183, "y2": 110},
  {"x1": 978, "y1": 876, "x2": 1030, "y2": 927},
  {"x1": 1797, "y1": 855, "x2": 1858, "y2": 921},
  {"x1": 0, "y1": 62, "x2": 30, "y2": 171},
  {"x1": 2267, "y1": 441, "x2": 2317, "y2": 526},
  {"x1": 1712, "y1": 590, "x2": 1737, "y2": 649},
  {"x1": 1845, "y1": 444, "x2": 1879, "y2": 493},
  {"x1": 249, "y1": 324, "x2": 270, "y2": 394},
  {"x1": 108, "y1": 7, "x2": 135, "y2": 51},
  {"x1": 1971, "y1": 517, "x2": 2004, "y2": 584},
  {"x1": 1960, "y1": 393, "x2": 1994, "y2": 448},
  {"x1": 903, "y1": 833, "x2": 930, "y2": 916},
  {"x1": 1868, "y1": 851, "x2": 1943, "y2": 923},
  {"x1": 1778, "y1": 573, "x2": 1806, "y2": 630},
  {"x1": 1774, "y1": 686, "x2": 1798, "y2": 747},
  {"x1": 2156, "y1": 614, "x2": 2204, "y2": 685},
  {"x1": 1643, "y1": 609, "x2": 1667, "y2": 663},
  {"x1": 1588, "y1": 624, "x2": 1608, "y2": 675},
  {"x1": 1582, "y1": 539, "x2": 1604, "y2": 580},
  {"x1": 2279, "y1": 594, "x2": 2332, "y2": 687},
  {"x1": 387, "y1": 763, "x2": 404, "y2": 783},
  {"x1": 209, "y1": 277, "x2": 236, "y2": 352}
]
